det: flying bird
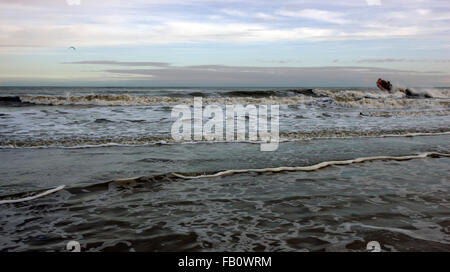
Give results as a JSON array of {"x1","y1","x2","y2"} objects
[{"x1": 68, "y1": 46, "x2": 76, "y2": 50}]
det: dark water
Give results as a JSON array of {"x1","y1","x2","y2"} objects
[{"x1": 0, "y1": 87, "x2": 449, "y2": 251}]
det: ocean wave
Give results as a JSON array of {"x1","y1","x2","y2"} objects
[
  {"x1": 1, "y1": 129, "x2": 449, "y2": 148},
  {"x1": 4, "y1": 92, "x2": 444, "y2": 110},
  {"x1": 314, "y1": 89, "x2": 404, "y2": 99},
  {"x1": 0, "y1": 185, "x2": 65, "y2": 205},
  {"x1": 335, "y1": 97, "x2": 450, "y2": 109},
  {"x1": 18, "y1": 94, "x2": 315, "y2": 106},
  {"x1": 1, "y1": 152, "x2": 448, "y2": 204},
  {"x1": 315, "y1": 88, "x2": 450, "y2": 99},
  {"x1": 94, "y1": 118, "x2": 115, "y2": 123},
  {"x1": 280, "y1": 129, "x2": 450, "y2": 140},
  {"x1": 312, "y1": 88, "x2": 450, "y2": 109},
  {"x1": 173, "y1": 152, "x2": 450, "y2": 179},
  {"x1": 394, "y1": 87, "x2": 450, "y2": 99},
  {"x1": 0, "y1": 96, "x2": 31, "y2": 107}
]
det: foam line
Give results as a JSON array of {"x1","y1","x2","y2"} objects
[
  {"x1": 2, "y1": 131, "x2": 449, "y2": 149},
  {"x1": 172, "y1": 152, "x2": 450, "y2": 179},
  {"x1": 0, "y1": 185, "x2": 66, "y2": 205}
]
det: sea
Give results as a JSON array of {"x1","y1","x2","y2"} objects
[{"x1": 0, "y1": 86, "x2": 449, "y2": 251}]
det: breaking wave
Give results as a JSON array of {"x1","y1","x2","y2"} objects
[
  {"x1": 334, "y1": 97, "x2": 450, "y2": 109},
  {"x1": 315, "y1": 88, "x2": 450, "y2": 99},
  {"x1": 18, "y1": 94, "x2": 314, "y2": 106},
  {"x1": 313, "y1": 88, "x2": 450, "y2": 109},
  {"x1": 1, "y1": 88, "x2": 447, "y2": 108},
  {"x1": 0, "y1": 96, "x2": 31, "y2": 107}
]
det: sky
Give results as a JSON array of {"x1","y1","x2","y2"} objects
[{"x1": 0, "y1": 0, "x2": 449, "y2": 87}]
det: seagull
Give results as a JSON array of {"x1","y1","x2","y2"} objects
[{"x1": 68, "y1": 46, "x2": 76, "y2": 50}]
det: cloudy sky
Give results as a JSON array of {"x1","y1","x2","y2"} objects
[{"x1": 1, "y1": 0, "x2": 449, "y2": 86}]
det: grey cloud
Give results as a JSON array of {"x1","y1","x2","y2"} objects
[
  {"x1": 102, "y1": 65, "x2": 448, "y2": 87},
  {"x1": 433, "y1": 59, "x2": 450, "y2": 63}
]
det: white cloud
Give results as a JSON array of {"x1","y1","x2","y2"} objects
[
  {"x1": 0, "y1": 0, "x2": 449, "y2": 47},
  {"x1": 254, "y1": 12, "x2": 277, "y2": 21},
  {"x1": 0, "y1": 22, "x2": 334, "y2": 47},
  {"x1": 416, "y1": 9, "x2": 431, "y2": 16},
  {"x1": 276, "y1": 9, "x2": 349, "y2": 24},
  {"x1": 221, "y1": 9, "x2": 277, "y2": 21},
  {"x1": 366, "y1": 0, "x2": 381, "y2": 6},
  {"x1": 221, "y1": 9, "x2": 247, "y2": 17},
  {"x1": 0, "y1": 19, "x2": 436, "y2": 48}
]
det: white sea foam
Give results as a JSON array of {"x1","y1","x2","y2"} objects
[
  {"x1": 336, "y1": 98, "x2": 449, "y2": 109},
  {"x1": 408, "y1": 88, "x2": 450, "y2": 98},
  {"x1": 0, "y1": 185, "x2": 65, "y2": 205},
  {"x1": 314, "y1": 89, "x2": 405, "y2": 99},
  {"x1": 172, "y1": 152, "x2": 450, "y2": 179},
  {"x1": 314, "y1": 88, "x2": 450, "y2": 109}
]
